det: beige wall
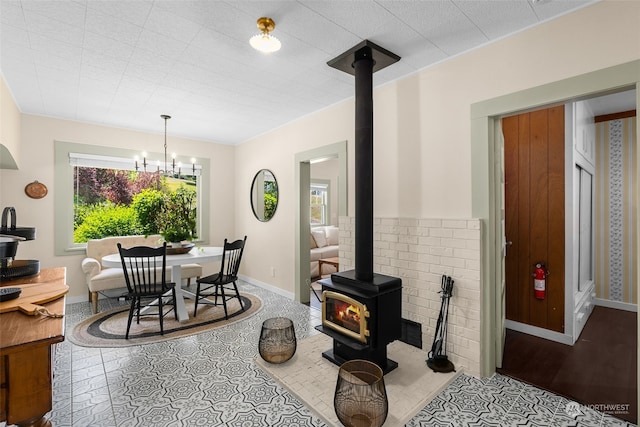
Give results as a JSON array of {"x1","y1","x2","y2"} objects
[
  {"x1": 236, "y1": 1, "x2": 640, "y2": 295},
  {"x1": 235, "y1": 100, "x2": 354, "y2": 289},
  {"x1": 0, "y1": 114, "x2": 235, "y2": 299},
  {"x1": 0, "y1": 75, "x2": 21, "y2": 168}
]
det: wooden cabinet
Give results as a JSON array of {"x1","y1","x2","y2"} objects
[{"x1": 0, "y1": 268, "x2": 66, "y2": 427}]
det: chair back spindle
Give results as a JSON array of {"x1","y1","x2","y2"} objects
[
  {"x1": 220, "y1": 237, "x2": 246, "y2": 280},
  {"x1": 117, "y1": 242, "x2": 176, "y2": 338},
  {"x1": 194, "y1": 236, "x2": 247, "y2": 319},
  {"x1": 118, "y1": 244, "x2": 168, "y2": 295}
]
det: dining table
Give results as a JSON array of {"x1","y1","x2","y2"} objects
[{"x1": 102, "y1": 246, "x2": 223, "y2": 322}]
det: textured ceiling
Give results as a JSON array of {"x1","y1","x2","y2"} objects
[{"x1": 0, "y1": 0, "x2": 606, "y2": 144}]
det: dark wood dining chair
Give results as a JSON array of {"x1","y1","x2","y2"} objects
[
  {"x1": 194, "y1": 236, "x2": 247, "y2": 319},
  {"x1": 118, "y1": 242, "x2": 177, "y2": 339}
]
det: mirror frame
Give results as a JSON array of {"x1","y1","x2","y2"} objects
[{"x1": 250, "y1": 169, "x2": 279, "y2": 222}]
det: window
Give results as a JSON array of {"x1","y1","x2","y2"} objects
[
  {"x1": 54, "y1": 141, "x2": 210, "y2": 255},
  {"x1": 310, "y1": 181, "x2": 329, "y2": 226}
]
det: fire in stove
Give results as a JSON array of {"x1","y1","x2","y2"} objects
[
  {"x1": 322, "y1": 291, "x2": 370, "y2": 344},
  {"x1": 338, "y1": 304, "x2": 359, "y2": 325}
]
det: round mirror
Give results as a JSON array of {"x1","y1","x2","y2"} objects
[{"x1": 251, "y1": 169, "x2": 278, "y2": 222}]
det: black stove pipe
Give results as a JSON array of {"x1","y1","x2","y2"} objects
[
  {"x1": 353, "y1": 47, "x2": 374, "y2": 283},
  {"x1": 321, "y1": 41, "x2": 402, "y2": 373}
]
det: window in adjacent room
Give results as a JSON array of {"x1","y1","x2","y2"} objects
[{"x1": 310, "y1": 181, "x2": 330, "y2": 226}]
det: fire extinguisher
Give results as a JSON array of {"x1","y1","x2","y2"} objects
[{"x1": 533, "y1": 263, "x2": 547, "y2": 300}]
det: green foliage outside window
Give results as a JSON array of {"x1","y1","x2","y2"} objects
[
  {"x1": 74, "y1": 204, "x2": 141, "y2": 242},
  {"x1": 131, "y1": 188, "x2": 164, "y2": 235},
  {"x1": 264, "y1": 193, "x2": 277, "y2": 222},
  {"x1": 155, "y1": 186, "x2": 198, "y2": 243}
]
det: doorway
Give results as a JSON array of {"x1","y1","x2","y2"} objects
[
  {"x1": 309, "y1": 157, "x2": 340, "y2": 310},
  {"x1": 294, "y1": 141, "x2": 348, "y2": 305},
  {"x1": 470, "y1": 60, "x2": 639, "y2": 380},
  {"x1": 470, "y1": 63, "x2": 639, "y2": 422},
  {"x1": 498, "y1": 92, "x2": 637, "y2": 422},
  {"x1": 501, "y1": 94, "x2": 637, "y2": 343}
]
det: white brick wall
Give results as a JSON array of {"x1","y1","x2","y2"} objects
[{"x1": 338, "y1": 216, "x2": 482, "y2": 376}]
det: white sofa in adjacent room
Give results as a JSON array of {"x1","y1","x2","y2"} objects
[
  {"x1": 81, "y1": 234, "x2": 202, "y2": 313},
  {"x1": 310, "y1": 225, "x2": 339, "y2": 278}
]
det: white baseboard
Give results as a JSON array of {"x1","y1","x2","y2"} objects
[
  {"x1": 594, "y1": 298, "x2": 637, "y2": 312},
  {"x1": 238, "y1": 275, "x2": 294, "y2": 300},
  {"x1": 65, "y1": 287, "x2": 128, "y2": 305},
  {"x1": 505, "y1": 320, "x2": 573, "y2": 345}
]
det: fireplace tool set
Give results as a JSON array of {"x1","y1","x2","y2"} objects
[{"x1": 427, "y1": 275, "x2": 456, "y2": 373}]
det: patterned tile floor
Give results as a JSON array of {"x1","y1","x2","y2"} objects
[{"x1": 2, "y1": 281, "x2": 634, "y2": 427}]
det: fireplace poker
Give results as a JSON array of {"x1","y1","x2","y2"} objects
[{"x1": 427, "y1": 275, "x2": 456, "y2": 373}]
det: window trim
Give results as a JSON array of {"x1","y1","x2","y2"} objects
[{"x1": 54, "y1": 140, "x2": 210, "y2": 255}]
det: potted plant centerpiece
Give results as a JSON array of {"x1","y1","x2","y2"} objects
[{"x1": 156, "y1": 186, "x2": 197, "y2": 249}]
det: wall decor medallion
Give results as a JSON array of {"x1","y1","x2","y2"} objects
[{"x1": 24, "y1": 181, "x2": 48, "y2": 199}]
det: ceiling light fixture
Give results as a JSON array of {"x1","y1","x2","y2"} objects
[
  {"x1": 249, "y1": 17, "x2": 281, "y2": 54},
  {"x1": 160, "y1": 114, "x2": 175, "y2": 176},
  {"x1": 134, "y1": 114, "x2": 198, "y2": 177}
]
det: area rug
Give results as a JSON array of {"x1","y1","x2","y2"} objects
[
  {"x1": 255, "y1": 333, "x2": 460, "y2": 427},
  {"x1": 69, "y1": 293, "x2": 261, "y2": 348}
]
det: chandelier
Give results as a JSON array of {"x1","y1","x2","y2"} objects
[
  {"x1": 249, "y1": 17, "x2": 281, "y2": 54},
  {"x1": 134, "y1": 114, "x2": 197, "y2": 177}
]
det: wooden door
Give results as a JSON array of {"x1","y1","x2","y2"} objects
[{"x1": 503, "y1": 106, "x2": 565, "y2": 333}]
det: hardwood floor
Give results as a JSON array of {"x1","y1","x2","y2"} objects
[{"x1": 498, "y1": 306, "x2": 637, "y2": 424}]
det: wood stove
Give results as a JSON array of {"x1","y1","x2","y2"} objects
[
  {"x1": 315, "y1": 40, "x2": 402, "y2": 374},
  {"x1": 316, "y1": 271, "x2": 402, "y2": 373}
]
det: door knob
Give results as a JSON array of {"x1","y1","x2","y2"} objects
[{"x1": 504, "y1": 240, "x2": 512, "y2": 256}]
